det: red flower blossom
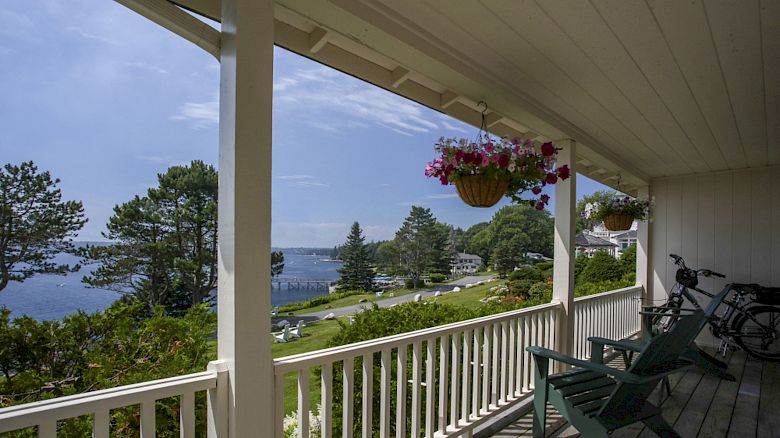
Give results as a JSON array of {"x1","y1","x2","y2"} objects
[
  {"x1": 557, "y1": 164, "x2": 570, "y2": 180},
  {"x1": 541, "y1": 142, "x2": 555, "y2": 157},
  {"x1": 531, "y1": 186, "x2": 542, "y2": 195},
  {"x1": 535, "y1": 202, "x2": 545, "y2": 210},
  {"x1": 545, "y1": 173, "x2": 558, "y2": 185},
  {"x1": 497, "y1": 154, "x2": 510, "y2": 168},
  {"x1": 540, "y1": 194, "x2": 550, "y2": 203},
  {"x1": 455, "y1": 150, "x2": 464, "y2": 163}
]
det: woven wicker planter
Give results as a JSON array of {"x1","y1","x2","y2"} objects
[
  {"x1": 603, "y1": 214, "x2": 634, "y2": 231},
  {"x1": 454, "y1": 174, "x2": 509, "y2": 208}
]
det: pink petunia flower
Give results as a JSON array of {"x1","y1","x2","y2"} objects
[{"x1": 545, "y1": 173, "x2": 558, "y2": 185}]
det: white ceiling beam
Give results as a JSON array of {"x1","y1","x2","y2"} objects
[
  {"x1": 169, "y1": 0, "x2": 220, "y2": 22},
  {"x1": 485, "y1": 113, "x2": 503, "y2": 128},
  {"x1": 439, "y1": 90, "x2": 459, "y2": 109},
  {"x1": 116, "y1": 0, "x2": 220, "y2": 59},
  {"x1": 391, "y1": 67, "x2": 411, "y2": 88},
  {"x1": 308, "y1": 27, "x2": 330, "y2": 54}
]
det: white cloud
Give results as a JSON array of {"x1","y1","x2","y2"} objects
[
  {"x1": 295, "y1": 181, "x2": 328, "y2": 188},
  {"x1": 273, "y1": 77, "x2": 298, "y2": 92},
  {"x1": 66, "y1": 26, "x2": 118, "y2": 45},
  {"x1": 123, "y1": 61, "x2": 169, "y2": 75},
  {"x1": 277, "y1": 175, "x2": 314, "y2": 180},
  {"x1": 172, "y1": 96, "x2": 219, "y2": 129},
  {"x1": 441, "y1": 120, "x2": 470, "y2": 134},
  {"x1": 272, "y1": 64, "x2": 440, "y2": 136}
]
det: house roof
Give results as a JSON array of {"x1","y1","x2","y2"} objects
[
  {"x1": 456, "y1": 253, "x2": 482, "y2": 262},
  {"x1": 575, "y1": 233, "x2": 617, "y2": 248},
  {"x1": 612, "y1": 230, "x2": 638, "y2": 240}
]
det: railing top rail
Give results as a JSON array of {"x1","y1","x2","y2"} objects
[
  {"x1": 573, "y1": 285, "x2": 642, "y2": 304},
  {"x1": 0, "y1": 371, "x2": 217, "y2": 433},
  {"x1": 274, "y1": 300, "x2": 561, "y2": 374}
]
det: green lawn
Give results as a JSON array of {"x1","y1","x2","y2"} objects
[
  {"x1": 285, "y1": 288, "x2": 418, "y2": 316},
  {"x1": 428, "y1": 281, "x2": 504, "y2": 308}
]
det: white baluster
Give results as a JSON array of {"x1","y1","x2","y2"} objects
[
  {"x1": 298, "y1": 370, "x2": 310, "y2": 438},
  {"x1": 322, "y1": 362, "x2": 333, "y2": 438},
  {"x1": 362, "y1": 354, "x2": 373, "y2": 438},
  {"x1": 343, "y1": 358, "x2": 354, "y2": 438}
]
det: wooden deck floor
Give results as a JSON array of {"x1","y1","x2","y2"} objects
[{"x1": 491, "y1": 349, "x2": 780, "y2": 437}]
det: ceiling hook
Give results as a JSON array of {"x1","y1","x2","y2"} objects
[{"x1": 477, "y1": 100, "x2": 488, "y2": 114}]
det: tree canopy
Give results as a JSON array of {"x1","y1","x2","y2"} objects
[
  {"x1": 80, "y1": 161, "x2": 218, "y2": 314},
  {"x1": 394, "y1": 206, "x2": 449, "y2": 288},
  {"x1": 0, "y1": 161, "x2": 86, "y2": 292}
]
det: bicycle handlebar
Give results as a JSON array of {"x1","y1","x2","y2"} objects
[{"x1": 668, "y1": 254, "x2": 725, "y2": 278}]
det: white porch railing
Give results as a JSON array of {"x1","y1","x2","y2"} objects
[
  {"x1": 0, "y1": 287, "x2": 641, "y2": 437},
  {"x1": 0, "y1": 363, "x2": 227, "y2": 438},
  {"x1": 572, "y1": 285, "x2": 642, "y2": 360},
  {"x1": 273, "y1": 301, "x2": 560, "y2": 438}
]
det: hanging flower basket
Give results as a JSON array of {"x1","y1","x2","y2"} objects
[
  {"x1": 424, "y1": 102, "x2": 569, "y2": 210},
  {"x1": 582, "y1": 192, "x2": 652, "y2": 231},
  {"x1": 454, "y1": 175, "x2": 509, "y2": 208},
  {"x1": 603, "y1": 213, "x2": 634, "y2": 231}
]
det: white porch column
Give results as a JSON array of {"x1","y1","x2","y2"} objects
[
  {"x1": 552, "y1": 139, "x2": 576, "y2": 358},
  {"x1": 635, "y1": 185, "x2": 650, "y2": 302},
  {"x1": 215, "y1": 0, "x2": 274, "y2": 437}
]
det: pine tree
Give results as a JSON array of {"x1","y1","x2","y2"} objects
[
  {"x1": 0, "y1": 162, "x2": 87, "y2": 292},
  {"x1": 336, "y1": 222, "x2": 374, "y2": 291},
  {"x1": 394, "y1": 206, "x2": 448, "y2": 288}
]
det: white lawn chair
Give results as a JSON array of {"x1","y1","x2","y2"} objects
[
  {"x1": 290, "y1": 320, "x2": 305, "y2": 338},
  {"x1": 273, "y1": 324, "x2": 291, "y2": 343},
  {"x1": 271, "y1": 306, "x2": 279, "y2": 317}
]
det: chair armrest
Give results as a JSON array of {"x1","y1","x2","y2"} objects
[
  {"x1": 588, "y1": 336, "x2": 644, "y2": 353},
  {"x1": 526, "y1": 346, "x2": 640, "y2": 383},
  {"x1": 526, "y1": 346, "x2": 693, "y2": 385}
]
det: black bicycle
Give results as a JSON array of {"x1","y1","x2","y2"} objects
[{"x1": 655, "y1": 254, "x2": 780, "y2": 362}]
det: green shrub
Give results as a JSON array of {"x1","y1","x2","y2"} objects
[
  {"x1": 579, "y1": 251, "x2": 622, "y2": 283},
  {"x1": 574, "y1": 254, "x2": 590, "y2": 281},
  {"x1": 427, "y1": 273, "x2": 447, "y2": 283},
  {"x1": 506, "y1": 279, "x2": 535, "y2": 299},
  {"x1": 508, "y1": 266, "x2": 543, "y2": 282},
  {"x1": 574, "y1": 278, "x2": 634, "y2": 297},
  {"x1": 528, "y1": 281, "x2": 553, "y2": 303},
  {"x1": 404, "y1": 278, "x2": 415, "y2": 289}
]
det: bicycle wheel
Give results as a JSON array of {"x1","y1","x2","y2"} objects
[{"x1": 731, "y1": 305, "x2": 780, "y2": 361}]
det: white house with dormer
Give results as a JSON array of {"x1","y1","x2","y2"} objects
[{"x1": 451, "y1": 252, "x2": 482, "y2": 276}]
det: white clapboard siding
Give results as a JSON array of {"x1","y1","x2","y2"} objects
[{"x1": 650, "y1": 166, "x2": 780, "y2": 345}]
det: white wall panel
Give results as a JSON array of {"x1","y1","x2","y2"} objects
[
  {"x1": 650, "y1": 166, "x2": 779, "y2": 346},
  {"x1": 651, "y1": 167, "x2": 780, "y2": 295}
]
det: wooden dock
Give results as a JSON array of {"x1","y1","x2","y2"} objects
[{"x1": 271, "y1": 280, "x2": 335, "y2": 291}]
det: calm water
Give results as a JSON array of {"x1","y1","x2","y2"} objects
[{"x1": 0, "y1": 252, "x2": 341, "y2": 321}]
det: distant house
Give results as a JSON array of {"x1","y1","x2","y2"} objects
[
  {"x1": 575, "y1": 233, "x2": 618, "y2": 258},
  {"x1": 451, "y1": 252, "x2": 482, "y2": 276},
  {"x1": 587, "y1": 222, "x2": 638, "y2": 257}
]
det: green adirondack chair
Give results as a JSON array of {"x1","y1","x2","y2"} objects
[
  {"x1": 590, "y1": 285, "x2": 735, "y2": 381},
  {"x1": 527, "y1": 308, "x2": 705, "y2": 438}
]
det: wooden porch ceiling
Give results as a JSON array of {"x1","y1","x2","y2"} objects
[{"x1": 163, "y1": 0, "x2": 779, "y2": 193}]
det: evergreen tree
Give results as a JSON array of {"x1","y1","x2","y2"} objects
[
  {"x1": 271, "y1": 251, "x2": 285, "y2": 278},
  {"x1": 81, "y1": 161, "x2": 218, "y2": 313},
  {"x1": 336, "y1": 222, "x2": 374, "y2": 291},
  {"x1": 394, "y1": 206, "x2": 448, "y2": 288},
  {"x1": 0, "y1": 162, "x2": 87, "y2": 292},
  {"x1": 491, "y1": 237, "x2": 525, "y2": 278}
]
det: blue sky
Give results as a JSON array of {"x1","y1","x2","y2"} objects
[{"x1": 0, "y1": 1, "x2": 608, "y2": 247}]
